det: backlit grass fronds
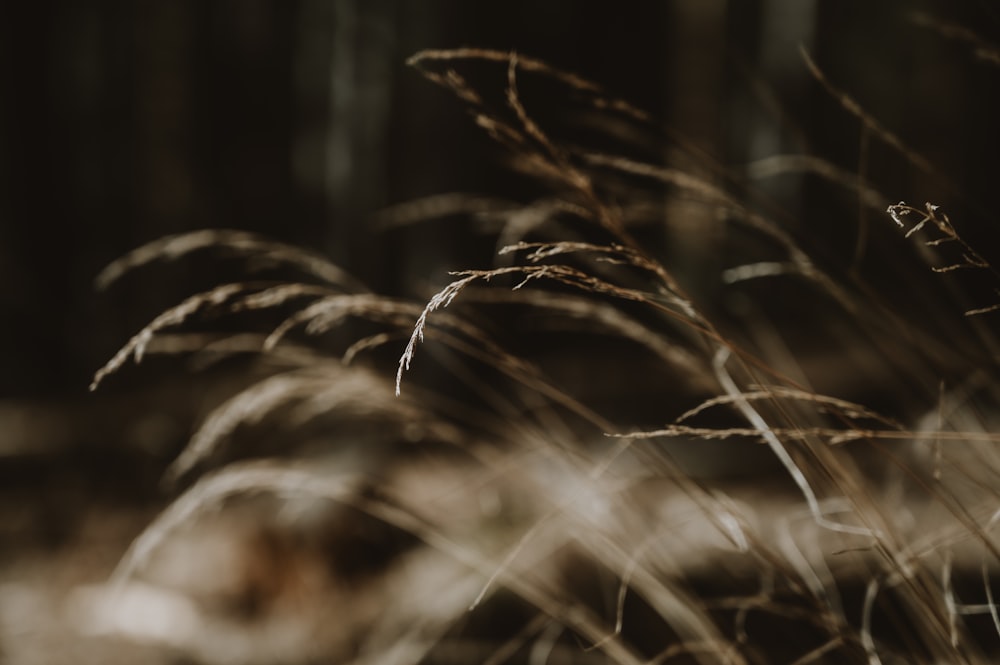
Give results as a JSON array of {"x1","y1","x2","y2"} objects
[
  {"x1": 675, "y1": 385, "x2": 905, "y2": 429},
  {"x1": 372, "y1": 192, "x2": 520, "y2": 230},
  {"x1": 91, "y1": 35, "x2": 1000, "y2": 665},
  {"x1": 744, "y1": 154, "x2": 889, "y2": 212},
  {"x1": 406, "y1": 47, "x2": 653, "y2": 123},
  {"x1": 395, "y1": 262, "x2": 704, "y2": 397},
  {"x1": 910, "y1": 12, "x2": 1000, "y2": 67},
  {"x1": 91, "y1": 283, "x2": 261, "y2": 390},
  {"x1": 888, "y1": 201, "x2": 1000, "y2": 315},
  {"x1": 800, "y1": 48, "x2": 934, "y2": 174},
  {"x1": 111, "y1": 459, "x2": 362, "y2": 589},
  {"x1": 461, "y1": 288, "x2": 713, "y2": 392},
  {"x1": 165, "y1": 363, "x2": 429, "y2": 482},
  {"x1": 91, "y1": 281, "x2": 363, "y2": 390},
  {"x1": 95, "y1": 229, "x2": 366, "y2": 292}
]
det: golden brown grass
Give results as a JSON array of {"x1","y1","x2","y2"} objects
[{"x1": 89, "y1": 39, "x2": 1000, "y2": 665}]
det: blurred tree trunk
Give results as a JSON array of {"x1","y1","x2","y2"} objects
[
  {"x1": 663, "y1": 0, "x2": 728, "y2": 303},
  {"x1": 292, "y1": 0, "x2": 397, "y2": 285}
]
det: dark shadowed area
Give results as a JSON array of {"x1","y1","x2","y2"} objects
[{"x1": 3, "y1": 1, "x2": 1000, "y2": 663}]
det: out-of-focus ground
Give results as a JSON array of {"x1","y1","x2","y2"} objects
[
  {"x1": 0, "y1": 496, "x2": 163, "y2": 665},
  {"x1": 0, "y1": 377, "x2": 213, "y2": 664},
  {"x1": 0, "y1": 367, "x2": 364, "y2": 664}
]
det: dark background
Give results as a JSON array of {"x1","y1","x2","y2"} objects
[{"x1": 4, "y1": 0, "x2": 1000, "y2": 404}]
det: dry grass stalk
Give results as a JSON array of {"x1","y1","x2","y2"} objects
[
  {"x1": 95, "y1": 229, "x2": 365, "y2": 292},
  {"x1": 89, "y1": 38, "x2": 1000, "y2": 665},
  {"x1": 889, "y1": 201, "x2": 1000, "y2": 315},
  {"x1": 800, "y1": 47, "x2": 934, "y2": 174},
  {"x1": 91, "y1": 283, "x2": 259, "y2": 390},
  {"x1": 110, "y1": 460, "x2": 362, "y2": 589},
  {"x1": 164, "y1": 364, "x2": 406, "y2": 482},
  {"x1": 909, "y1": 12, "x2": 1000, "y2": 67}
]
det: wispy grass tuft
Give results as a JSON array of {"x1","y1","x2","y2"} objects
[
  {"x1": 89, "y1": 33, "x2": 1000, "y2": 665},
  {"x1": 889, "y1": 201, "x2": 1000, "y2": 315},
  {"x1": 95, "y1": 229, "x2": 366, "y2": 292}
]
